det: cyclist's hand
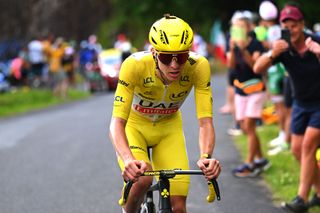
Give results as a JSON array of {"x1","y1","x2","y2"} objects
[
  {"x1": 197, "y1": 158, "x2": 221, "y2": 180},
  {"x1": 122, "y1": 159, "x2": 147, "y2": 182}
]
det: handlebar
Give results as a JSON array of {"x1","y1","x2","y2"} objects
[{"x1": 118, "y1": 169, "x2": 221, "y2": 206}]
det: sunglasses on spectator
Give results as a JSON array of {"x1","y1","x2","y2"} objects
[{"x1": 157, "y1": 52, "x2": 189, "y2": 65}]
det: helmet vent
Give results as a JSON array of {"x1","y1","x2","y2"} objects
[
  {"x1": 160, "y1": 30, "x2": 169, "y2": 44},
  {"x1": 151, "y1": 37, "x2": 157, "y2": 45},
  {"x1": 182, "y1": 30, "x2": 190, "y2": 45},
  {"x1": 180, "y1": 31, "x2": 185, "y2": 44},
  {"x1": 152, "y1": 26, "x2": 157, "y2": 32},
  {"x1": 163, "y1": 31, "x2": 169, "y2": 44}
]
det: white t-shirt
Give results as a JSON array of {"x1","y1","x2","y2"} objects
[{"x1": 28, "y1": 40, "x2": 44, "y2": 64}]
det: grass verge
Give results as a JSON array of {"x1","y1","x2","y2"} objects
[
  {"x1": 233, "y1": 124, "x2": 320, "y2": 213},
  {"x1": 0, "y1": 88, "x2": 90, "y2": 118}
]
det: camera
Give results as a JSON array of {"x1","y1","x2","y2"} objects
[{"x1": 281, "y1": 28, "x2": 291, "y2": 46}]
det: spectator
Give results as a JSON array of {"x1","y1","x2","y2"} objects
[
  {"x1": 62, "y1": 43, "x2": 76, "y2": 86},
  {"x1": 259, "y1": 0, "x2": 291, "y2": 155},
  {"x1": 254, "y1": 4, "x2": 320, "y2": 212},
  {"x1": 192, "y1": 32, "x2": 209, "y2": 58},
  {"x1": 114, "y1": 33, "x2": 132, "y2": 62},
  {"x1": 48, "y1": 37, "x2": 68, "y2": 99},
  {"x1": 41, "y1": 34, "x2": 54, "y2": 85},
  {"x1": 88, "y1": 34, "x2": 102, "y2": 55},
  {"x1": 78, "y1": 35, "x2": 101, "y2": 81},
  {"x1": 220, "y1": 11, "x2": 244, "y2": 137},
  {"x1": 28, "y1": 36, "x2": 45, "y2": 87},
  {"x1": 227, "y1": 13, "x2": 270, "y2": 177}
]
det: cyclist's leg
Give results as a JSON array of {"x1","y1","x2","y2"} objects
[
  {"x1": 170, "y1": 196, "x2": 187, "y2": 213},
  {"x1": 152, "y1": 117, "x2": 189, "y2": 213},
  {"x1": 118, "y1": 124, "x2": 153, "y2": 213}
]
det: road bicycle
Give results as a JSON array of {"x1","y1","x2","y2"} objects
[{"x1": 119, "y1": 168, "x2": 221, "y2": 213}]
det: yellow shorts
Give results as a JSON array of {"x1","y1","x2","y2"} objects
[{"x1": 118, "y1": 114, "x2": 190, "y2": 196}]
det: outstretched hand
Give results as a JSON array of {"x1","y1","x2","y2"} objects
[
  {"x1": 122, "y1": 159, "x2": 147, "y2": 182},
  {"x1": 197, "y1": 158, "x2": 221, "y2": 180}
]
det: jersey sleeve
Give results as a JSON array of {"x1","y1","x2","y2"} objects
[
  {"x1": 193, "y1": 57, "x2": 213, "y2": 119},
  {"x1": 112, "y1": 56, "x2": 138, "y2": 120}
]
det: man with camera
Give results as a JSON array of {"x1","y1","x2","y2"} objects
[{"x1": 254, "y1": 4, "x2": 320, "y2": 213}]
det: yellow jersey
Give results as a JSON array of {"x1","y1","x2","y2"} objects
[{"x1": 112, "y1": 51, "x2": 213, "y2": 123}]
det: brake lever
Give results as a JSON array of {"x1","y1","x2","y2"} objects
[
  {"x1": 211, "y1": 178, "x2": 221, "y2": 201},
  {"x1": 118, "y1": 180, "x2": 134, "y2": 206}
]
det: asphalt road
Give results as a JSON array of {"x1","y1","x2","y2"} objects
[{"x1": 0, "y1": 74, "x2": 285, "y2": 213}]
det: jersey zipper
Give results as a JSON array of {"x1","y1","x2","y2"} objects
[{"x1": 152, "y1": 84, "x2": 168, "y2": 125}]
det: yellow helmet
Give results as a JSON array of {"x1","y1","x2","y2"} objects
[{"x1": 149, "y1": 14, "x2": 193, "y2": 53}]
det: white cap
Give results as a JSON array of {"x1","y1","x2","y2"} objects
[
  {"x1": 259, "y1": 1, "x2": 278, "y2": 21},
  {"x1": 314, "y1": 23, "x2": 320, "y2": 32},
  {"x1": 230, "y1": 10, "x2": 256, "y2": 24},
  {"x1": 231, "y1": 11, "x2": 244, "y2": 24}
]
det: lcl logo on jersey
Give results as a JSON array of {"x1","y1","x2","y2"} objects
[
  {"x1": 179, "y1": 75, "x2": 190, "y2": 86},
  {"x1": 115, "y1": 96, "x2": 124, "y2": 103},
  {"x1": 143, "y1": 77, "x2": 154, "y2": 87},
  {"x1": 169, "y1": 90, "x2": 188, "y2": 101}
]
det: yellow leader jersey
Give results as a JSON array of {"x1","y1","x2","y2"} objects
[{"x1": 112, "y1": 51, "x2": 213, "y2": 123}]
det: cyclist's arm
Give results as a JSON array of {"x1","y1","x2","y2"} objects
[
  {"x1": 198, "y1": 117, "x2": 215, "y2": 157},
  {"x1": 197, "y1": 118, "x2": 220, "y2": 179},
  {"x1": 109, "y1": 117, "x2": 146, "y2": 181},
  {"x1": 193, "y1": 56, "x2": 221, "y2": 179},
  {"x1": 109, "y1": 56, "x2": 147, "y2": 181},
  {"x1": 193, "y1": 56, "x2": 214, "y2": 156},
  {"x1": 109, "y1": 117, "x2": 134, "y2": 163}
]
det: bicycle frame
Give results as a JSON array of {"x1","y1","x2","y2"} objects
[{"x1": 119, "y1": 169, "x2": 221, "y2": 213}]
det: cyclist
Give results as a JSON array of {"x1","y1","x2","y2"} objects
[
  {"x1": 254, "y1": 4, "x2": 320, "y2": 212},
  {"x1": 109, "y1": 14, "x2": 221, "y2": 213}
]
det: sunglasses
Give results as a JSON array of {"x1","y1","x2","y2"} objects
[{"x1": 157, "y1": 52, "x2": 189, "y2": 65}]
